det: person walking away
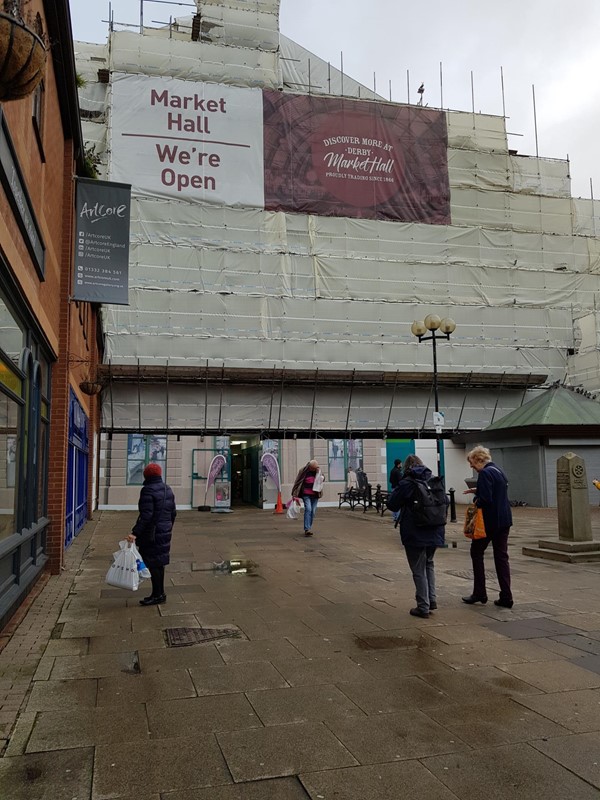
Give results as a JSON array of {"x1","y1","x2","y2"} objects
[
  {"x1": 127, "y1": 463, "x2": 176, "y2": 606},
  {"x1": 292, "y1": 459, "x2": 323, "y2": 536},
  {"x1": 393, "y1": 454, "x2": 446, "y2": 618},
  {"x1": 462, "y1": 445, "x2": 513, "y2": 608},
  {"x1": 389, "y1": 458, "x2": 403, "y2": 524}
]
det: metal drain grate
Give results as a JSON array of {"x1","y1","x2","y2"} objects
[{"x1": 164, "y1": 626, "x2": 242, "y2": 647}]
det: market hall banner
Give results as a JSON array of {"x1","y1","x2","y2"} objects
[
  {"x1": 109, "y1": 73, "x2": 265, "y2": 207},
  {"x1": 108, "y1": 73, "x2": 450, "y2": 224},
  {"x1": 263, "y1": 91, "x2": 450, "y2": 224},
  {"x1": 72, "y1": 178, "x2": 131, "y2": 305}
]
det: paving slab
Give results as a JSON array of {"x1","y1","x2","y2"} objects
[
  {"x1": 246, "y1": 683, "x2": 365, "y2": 725},
  {"x1": 299, "y1": 760, "x2": 460, "y2": 800},
  {"x1": 146, "y1": 693, "x2": 261, "y2": 737},
  {"x1": 424, "y1": 696, "x2": 569, "y2": 746},
  {"x1": 217, "y1": 720, "x2": 358, "y2": 782},
  {"x1": 427, "y1": 638, "x2": 569, "y2": 669},
  {"x1": 137, "y1": 641, "x2": 225, "y2": 672},
  {"x1": 423, "y1": 742, "x2": 600, "y2": 800},
  {"x1": 97, "y1": 668, "x2": 196, "y2": 705},
  {"x1": 532, "y1": 732, "x2": 600, "y2": 788},
  {"x1": 499, "y1": 658, "x2": 600, "y2": 691},
  {"x1": 271, "y1": 654, "x2": 374, "y2": 686},
  {"x1": 550, "y1": 634, "x2": 600, "y2": 655},
  {"x1": 0, "y1": 747, "x2": 93, "y2": 800},
  {"x1": 164, "y1": 777, "x2": 309, "y2": 800},
  {"x1": 349, "y1": 647, "x2": 453, "y2": 680},
  {"x1": 215, "y1": 637, "x2": 303, "y2": 663},
  {"x1": 189, "y1": 661, "x2": 289, "y2": 695},
  {"x1": 327, "y1": 708, "x2": 468, "y2": 764},
  {"x1": 337, "y1": 675, "x2": 448, "y2": 713},
  {"x1": 49, "y1": 651, "x2": 139, "y2": 680},
  {"x1": 515, "y1": 688, "x2": 600, "y2": 732},
  {"x1": 93, "y1": 735, "x2": 232, "y2": 798},
  {"x1": 25, "y1": 678, "x2": 98, "y2": 712},
  {"x1": 26, "y1": 704, "x2": 150, "y2": 751}
]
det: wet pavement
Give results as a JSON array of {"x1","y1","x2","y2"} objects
[{"x1": 1, "y1": 504, "x2": 600, "y2": 798}]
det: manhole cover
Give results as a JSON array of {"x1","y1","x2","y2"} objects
[{"x1": 164, "y1": 626, "x2": 242, "y2": 647}]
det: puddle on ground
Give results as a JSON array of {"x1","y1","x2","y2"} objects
[{"x1": 212, "y1": 559, "x2": 258, "y2": 576}]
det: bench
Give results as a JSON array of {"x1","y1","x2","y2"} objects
[{"x1": 338, "y1": 469, "x2": 373, "y2": 512}]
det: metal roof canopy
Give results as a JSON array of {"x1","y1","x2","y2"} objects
[{"x1": 454, "y1": 384, "x2": 600, "y2": 442}]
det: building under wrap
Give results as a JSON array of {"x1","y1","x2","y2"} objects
[{"x1": 74, "y1": 0, "x2": 600, "y2": 510}]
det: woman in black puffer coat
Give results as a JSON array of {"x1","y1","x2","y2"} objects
[{"x1": 128, "y1": 463, "x2": 176, "y2": 606}]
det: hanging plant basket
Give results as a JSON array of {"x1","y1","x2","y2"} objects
[
  {"x1": 79, "y1": 380, "x2": 104, "y2": 396},
  {"x1": 0, "y1": 11, "x2": 47, "y2": 101}
]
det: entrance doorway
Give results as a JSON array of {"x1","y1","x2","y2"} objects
[
  {"x1": 385, "y1": 439, "x2": 415, "y2": 490},
  {"x1": 230, "y1": 435, "x2": 262, "y2": 507}
]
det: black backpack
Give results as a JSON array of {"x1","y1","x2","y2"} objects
[{"x1": 387, "y1": 476, "x2": 447, "y2": 526}]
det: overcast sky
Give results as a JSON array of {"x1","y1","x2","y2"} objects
[{"x1": 69, "y1": 0, "x2": 600, "y2": 198}]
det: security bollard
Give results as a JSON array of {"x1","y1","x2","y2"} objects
[{"x1": 448, "y1": 488, "x2": 457, "y2": 523}]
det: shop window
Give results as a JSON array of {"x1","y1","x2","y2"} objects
[
  {"x1": 0, "y1": 296, "x2": 25, "y2": 364},
  {"x1": 0, "y1": 392, "x2": 20, "y2": 541},
  {"x1": 127, "y1": 434, "x2": 167, "y2": 485},
  {"x1": 327, "y1": 438, "x2": 363, "y2": 482}
]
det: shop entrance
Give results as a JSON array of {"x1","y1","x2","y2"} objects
[{"x1": 230, "y1": 435, "x2": 262, "y2": 507}]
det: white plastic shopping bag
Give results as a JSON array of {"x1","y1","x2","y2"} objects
[
  {"x1": 286, "y1": 498, "x2": 302, "y2": 520},
  {"x1": 313, "y1": 470, "x2": 325, "y2": 492},
  {"x1": 105, "y1": 541, "x2": 140, "y2": 591},
  {"x1": 128, "y1": 541, "x2": 151, "y2": 580}
]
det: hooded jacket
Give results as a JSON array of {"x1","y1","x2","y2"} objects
[
  {"x1": 393, "y1": 464, "x2": 446, "y2": 548},
  {"x1": 132, "y1": 475, "x2": 177, "y2": 567}
]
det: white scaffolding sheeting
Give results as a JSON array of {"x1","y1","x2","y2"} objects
[
  {"x1": 74, "y1": 22, "x2": 600, "y2": 416},
  {"x1": 109, "y1": 30, "x2": 281, "y2": 88},
  {"x1": 279, "y1": 36, "x2": 382, "y2": 100}
]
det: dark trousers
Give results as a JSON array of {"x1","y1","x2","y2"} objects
[
  {"x1": 470, "y1": 527, "x2": 512, "y2": 602},
  {"x1": 404, "y1": 546, "x2": 437, "y2": 613},
  {"x1": 149, "y1": 565, "x2": 165, "y2": 598}
]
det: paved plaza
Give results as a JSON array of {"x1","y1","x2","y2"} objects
[{"x1": 1, "y1": 504, "x2": 600, "y2": 799}]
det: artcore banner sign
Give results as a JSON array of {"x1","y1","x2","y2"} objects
[
  {"x1": 110, "y1": 73, "x2": 450, "y2": 224},
  {"x1": 72, "y1": 178, "x2": 131, "y2": 304}
]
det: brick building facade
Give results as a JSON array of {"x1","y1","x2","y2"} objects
[{"x1": 0, "y1": 0, "x2": 101, "y2": 627}]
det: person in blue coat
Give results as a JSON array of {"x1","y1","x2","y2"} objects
[
  {"x1": 394, "y1": 454, "x2": 445, "y2": 618},
  {"x1": 128, "y1": 463, "x2": 176, "y2": 606},
  {"x1": 462, "y1": 445, "x2": 513, "y2": 608}
]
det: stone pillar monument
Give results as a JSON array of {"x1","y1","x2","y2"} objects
[
  {"x1": 556, "y1": 452, "x2": 592, "y2": 542},
  {"x1": 523, "y1": 452, "x2": 600, "y2": 563}
]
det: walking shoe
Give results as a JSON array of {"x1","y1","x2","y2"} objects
[
  {"x1": 462, "y1": 595, "x2": 488, "y2": 605},
  {"x1": 139, "y1": 594, "x2": 166, "y2": 606},
  {"x1": 409, "y1": 607, "x2": 430, "y2": 618},
  {"x1": 429, "y1": 602, "x2": 437, "y2": 611},
  {"x1": 494, "y1": 599, "x2": 514, "y2": 609},
  {"x1": 304, "y1": 530, "x2": 313, "y2": 536}
]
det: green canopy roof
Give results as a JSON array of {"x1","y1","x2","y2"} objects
[{"x1": 485, "y1": 385, "x2": 600, "y2": 431}]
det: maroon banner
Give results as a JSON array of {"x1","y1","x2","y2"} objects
[{"x1": 263, "y1": 91, "x2": 450, "y2": 224}]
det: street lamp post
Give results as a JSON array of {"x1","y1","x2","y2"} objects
[{"x1": 410, "y1": 314, "x2": 456, "y2": 480}]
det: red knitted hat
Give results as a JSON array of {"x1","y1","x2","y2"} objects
[{"x1": 143, "y1": 463, "x2": 162, "y2": 478}]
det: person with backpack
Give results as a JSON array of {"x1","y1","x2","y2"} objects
[
  {"x1": 389, "y1": 459, "x2": 403, "y2": 524},
  {"x1": 387, "y1": 454, "x2": 446, "y2": 618},
  {"x1": 462, "y1": 445, "x2": 513, "y2": 608}
]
